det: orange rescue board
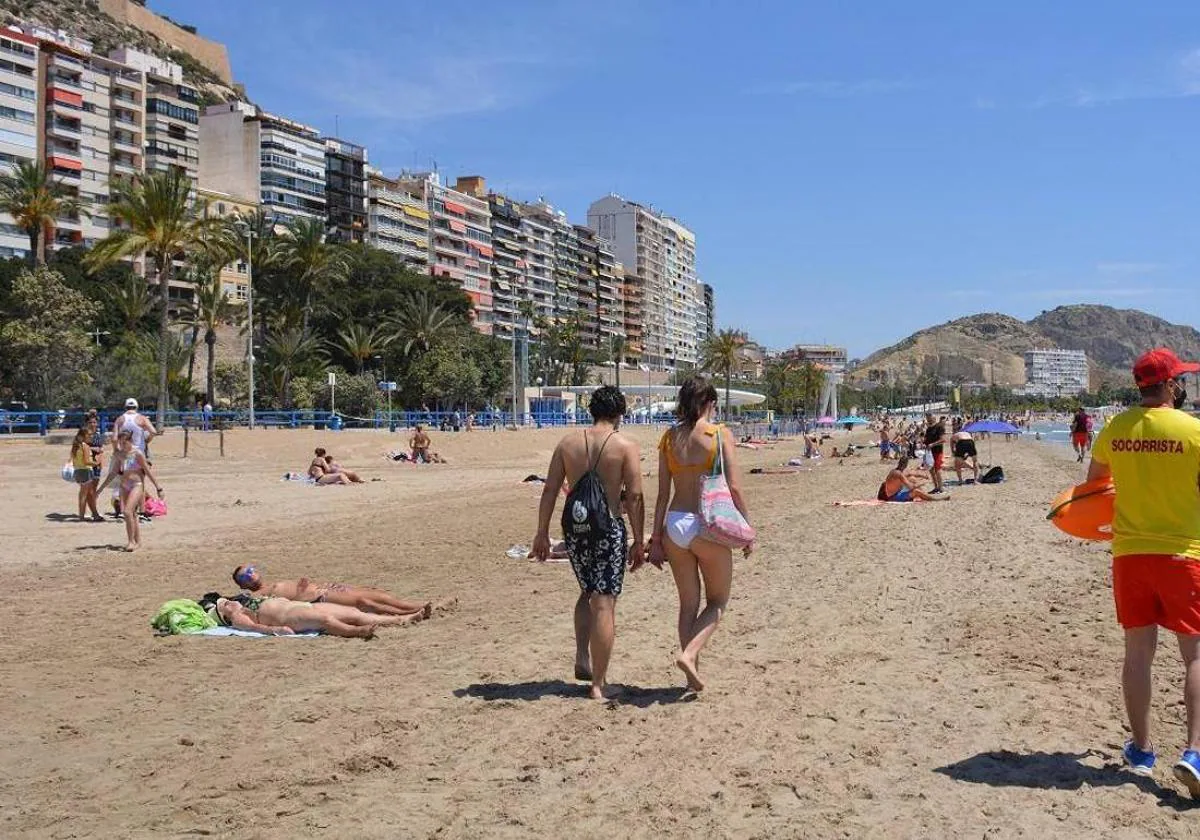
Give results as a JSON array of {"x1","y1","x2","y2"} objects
[{"x1": 1047, "y1": 477, "x2": 1115, "y2": 541}]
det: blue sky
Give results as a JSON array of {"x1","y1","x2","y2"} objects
[{"x1": 154, "y1": 0, "x2": 1200, "y2": 357}]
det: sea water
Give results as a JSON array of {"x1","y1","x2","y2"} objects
[{"x1": 1030, "y1": 422, "x2": 1072, "y2": 448}]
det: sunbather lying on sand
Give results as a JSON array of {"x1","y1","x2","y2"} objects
[
  {"x1": 200, "y1": 593, "x2": 424, "y2": 639},
  {"x1": 232, "y1": 565, "x2": 431, "y2": 616}
]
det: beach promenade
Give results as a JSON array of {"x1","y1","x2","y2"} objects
[{"x1": 0, "y1": 427, "x2": 1193, "y2": 837}]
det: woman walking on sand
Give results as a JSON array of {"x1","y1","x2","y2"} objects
[
  {"x1": 649, "y1": 376, "x2": 753, "y2": 691},
  {"x1": 98, "y1": 429, "x2": 163, "y2": 551}
]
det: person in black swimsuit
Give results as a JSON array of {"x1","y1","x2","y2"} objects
[{"x1": 951, "y1": 430, "x2": 979, "y2": 484}]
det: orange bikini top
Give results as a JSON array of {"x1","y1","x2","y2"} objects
[{"x1": 659, "y1": 425, "x2": 719, "y2": 474}]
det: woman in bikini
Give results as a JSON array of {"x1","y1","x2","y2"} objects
[
  {"x1": 308, "y1": 447, "x2": 351, "y2": 485},
  {"x1": 323, "y1": 454, "x2": 364, "y2": 483},
  {"x1": 97, "y1": 428, "x2": 162, "y2": 551},
  {"x1": 70, "y1": 421, "x2": 103, "y2": 522},
  {"x1": 648, "y1": 376, "x2": 752, "y2": 691},
  {"x1": 203, "y1": 593, "x2": 424, "y2": 639}
]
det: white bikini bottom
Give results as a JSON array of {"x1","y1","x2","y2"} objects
[{"x1": 666, "y1": 511, "x2": 700, "y2": 549}]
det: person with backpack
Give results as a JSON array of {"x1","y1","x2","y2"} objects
[
  {"x1": 1086, "y1": 348, "x2": 1200, "y2": 795},
  {"x1": 531, "y1": 386, "x2": 645, "y2": 700},
  {"x1": 1071, "y1": 407, "x2": 1091, "y2": 462},
  {"x1": 648, "y1": 376, "x2": 753, "y2": 692}
]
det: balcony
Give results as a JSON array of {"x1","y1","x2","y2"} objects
[
  {"x1": 112, "y1": 159, "x2": 139, "y2": 176},
  {"x1": 47, "y1": 119, "x2": 82, "y2": 139}
]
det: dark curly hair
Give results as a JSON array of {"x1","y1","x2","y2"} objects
[{"x1": 589, "y1": 385, "x2": 627, "y2": 422}]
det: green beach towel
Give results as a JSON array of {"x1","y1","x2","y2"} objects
[{"x1": 152, "y1": 599, "x2": 219, "y2": 635}]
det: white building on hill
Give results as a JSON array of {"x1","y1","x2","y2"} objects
[{"x1": 1020, "y1": 348, "x2": 1088, "y2": 397}]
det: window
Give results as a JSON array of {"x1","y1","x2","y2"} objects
[
  {"x1": 0, "y1": 58, "x2": 33, "y2": 78},
  {"x1": 0, "y1": 104, "x2": 34, "y2": 123},
  {"x1": 0, "y1": 38, "x2": 35, "y2": 59},
  {"x1": 217, "y1": 202, "x2": 226, "y2": 215},
  {"x1": 0, "y1": 81, "x2": 34, "y2": 100},
  {"x1": 146, "y1": 98, "x2": 197, "y2": 124}
]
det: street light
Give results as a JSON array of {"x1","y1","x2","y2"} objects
[{"x1": 235, "y1": 220, "x2": 259, "y2": 430}]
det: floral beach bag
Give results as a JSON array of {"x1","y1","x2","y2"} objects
[{"x1": 698, "y1": 426, "x2": 755, "y2": 549}]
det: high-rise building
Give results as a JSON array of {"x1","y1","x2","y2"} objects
[
  {"x1": 621, "y1": 270, "x2": 644, "y2": 367},
  {"x1": 0, "y1": 28, "x2": 40, "y2": 259},
  {"x1": 199, "y1": 101, "x2": 326, "y2": 225},
  {"x1": 700, "y1": 282, "x2": 714, "y2": 341},
  {"x1": 109, "y1": 47, "x2": 197, "y2": 183},
  {"x1": 1021, "y1": 349, "x2": 1089, "y2": 397},
  {"x1": 324, "y1": 137, "x2": 367, "y2": 243},
  {"x1": 365, "y1": 166, "x2": 429, "y2": 268},
  {"x1": 28, "y1": 26, "x2": 146, "y2": 251},
  {"x1": 588, "y1": 194, "x2": 700, "y2": 369}
]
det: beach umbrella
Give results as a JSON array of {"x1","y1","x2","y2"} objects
[
  {"x1": 962, "y1": 419, "x2": 1021, "y2": 464},
  {"x1": 835, "y1": 415, "x2": 870, "y2": 426},
  {"x1": 816, "y1": 416, "x2": 835, "y2": 426}
]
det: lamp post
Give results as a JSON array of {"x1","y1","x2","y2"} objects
[{"x1": 237, "y1": 222, "x2": 258, "y2": 430}]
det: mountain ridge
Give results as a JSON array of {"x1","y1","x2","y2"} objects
[{"x1": 850, "y1": 304, "x2": 1200, "y2": 389}]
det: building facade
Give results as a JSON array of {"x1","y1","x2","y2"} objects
[
  {"x1": 199, "y1": 101, "x2": 326, "y2": 225},
  {"x1": 196, "y1": 185, "x2": 257, "y2": 301},
  {"x1": 587, "y1": 194, "x2": 700, "y2": 369},
  {"x1": 0, "y1": 28, "x2": 40, "y2": 259},
  {"x1": 365, "y1": 166, "x2": 429, "y2": 268},
  {"x1": 324, "y1": 137, "x2": 366, "y2": 243},
  {"x1": 1021, "y1": 348, "x2": 1089, "y2": 397},
  {"x1": 781, "y1": 344, "x2": 849, "y2": 374},
  {"x1": 109, "y1": 46, "x2": 197, "y2": 183}
]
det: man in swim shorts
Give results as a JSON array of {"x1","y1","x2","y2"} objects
[
  {"x1": 531, "y1": 385, "x2": 644, "y2": 700},
  {"x1": 232, "y1": 565, "x2": 431, "y2": 616},
  {"x1": 923, "y1": 413, "x2": 947, "y2": 494},
  {"x1": 951, "y1": 429, "x2": 979, "y2": 484},
  {"x1": 1087, "y1": 347, "x2": 1200, "y2": 795},
  {"x1": 1071, "y1": 407, "x2": 1091, "y2": 462}
]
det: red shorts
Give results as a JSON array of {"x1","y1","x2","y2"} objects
[
  {"x1": 1072, "y1": 432, "x2": 1089, "y2": 448},
  {"x1": 932, "y1": 451, "x2": 944, "y2": 471},
  {"x1": 1113, "y1": 554, "x2": 1200, "y2": 634}
]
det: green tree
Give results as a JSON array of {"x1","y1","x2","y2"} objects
[
  {"x1": 700, "y1": 328, "x2": 747, "y2": 418},
  {"x1": 191, "y1": 271, "x2": 239, "y2": 406},
  {"x1": 389, "y1": 291, "x2": 457, "y2": 357},
  {"x1": 86, "y1": 169, "x2": 221, "y2": 422},
  {"x1": 0, "y1": 267, "x2": 98, "y2": 405},
  {"x1": 260, "y1": 328, "x2": 327, "y2": 409},
  {"x1": 277, "y1": 217, "x2": 349, "y2": 333},
  {"x1": 409, "y1": 344, "x2": 482, "y2": 408},
  {"x1": 335, "y1": 322, "x2": 392, "y2": 373},
  {"x1": 106, "y1": 274, "x2": 155, "y2": 336},
  {"x1": 0, "y1": 161, "x2": 87, "y2": 265},
  {"x1": 799, "y1": 361, "x2": 826, "y2": 416}
]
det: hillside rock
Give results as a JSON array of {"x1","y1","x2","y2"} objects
[{"x1": 851, "y1": 305, "x2": 1200, "y2": 389}]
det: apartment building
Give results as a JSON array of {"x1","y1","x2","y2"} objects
[
  {"x1": 109, "y1": 47, "x2": 197, "y2": 183},
  {"x1": 22, "y1": 25, "x2": 146, "y2": 253},
  {"x1": 621, "y1": 270, "x2": 644, "y2": 367},
  {"x1": 1020, "y1": 348, "x2": 1089, "y2": 397},
  {"x1": 780, "y1": 344, "x2": 849, "y2": 373},
  {"x1": 588, "y1": 194, "x2": 701, "y2": 369},
  {"x1": 0, "y1": 29, "x2": 40, "y2": 258},
  {"x1": 572, "y1": 224, "x2": 624, "y2": 356},
  {"x1": 365, "y1": 166, "x2": 429, "y2": 268},
  {"x1": 199, "y1": 101, "x2": 326, "y2": 225},
  {"x1": 324, "y1": 137, "x2": 366, "y2": 243},
  {"x1": 700, "y1": 282, "x2": 714, "y2": 341},
  {"x1": 196, "y1": 185, "x2": 257, "y2": 301}
]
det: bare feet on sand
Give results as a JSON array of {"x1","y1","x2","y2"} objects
[
  {"x1": 676, "y1": 652, "x2": 704, "y2": 691},
  {"x1": 588, "y1": 683, "x2": 621, "y2": 701},
  {"x1": 574, "y1": 662, "x2": 592, "y2": 682}
]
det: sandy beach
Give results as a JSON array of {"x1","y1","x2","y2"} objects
[{"x1": 0, "y1": 424, "x2": 1196, "y2": 838}]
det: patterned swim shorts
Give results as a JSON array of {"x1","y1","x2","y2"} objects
[{"x1": 565, "y1": 516, "x2": 628, "y2": 596}]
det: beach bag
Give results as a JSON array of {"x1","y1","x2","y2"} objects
[
  {"x1": 698, "y1": 427, "x2": 756, "y2": 549},
  {"x1": 561, "y1": 432, "x2": 614, "y2": 544},
  {"x1": 979, "y1": 465, "x2": 1005, "y2": 484},
  {"x1": 60, "y1": 463, "x2": 75, "y2": 482},
  {"x1": 144, "y1": 497, "x2": 168, "y2": 517}
]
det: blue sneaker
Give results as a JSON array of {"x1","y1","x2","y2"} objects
[
  {"x1": 1173, "y1": 749, "x2": 1200, "y2": 797},
  {"x1": 1123, "y1": 740, "x2": 1156, "y2": 776}
]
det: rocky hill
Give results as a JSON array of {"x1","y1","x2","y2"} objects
[
  {"x1": 0, "y1": 0, "x2": 238, "y2": 102},
  {"x1": 851, "y1": 305, "x2": 1200, "y2": 389}
]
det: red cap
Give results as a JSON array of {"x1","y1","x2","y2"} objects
[{"x1": 1133, "y1": 347, "x2": 1200, "y2": 387}]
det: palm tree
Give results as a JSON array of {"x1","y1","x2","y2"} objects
[
  {"x1": 223, "y1": 209, "x2": 283, "y2": 348},
  {"x1": 277, "y1": 217, "x2": 348, "y2": 333},
  {"x1": 0, "y1": 160, "x2": 86, "y2": 265},
  {"x1": 700, "y1": 328, "x2": 746, "y2": 419},
  {"x1": 260, "y1": 327, "x2": 327, "y2": 409},
  {"x1": 336, "y1": 322, "x2": 392, "y2": 373},
  {"x1": 799, "y1": 361, "x2": 826, "y2": 416},
  {"x1": 106, "y1": 274, "x2": 155, "y2": 335},
  {"x1": 192, "y1": 271, "x2": 239, "y2": 406},
  {"x1": 389, "y1": 291, "x2": 457, "y2": 357},
  {"x1": 86, "y1": 169, "x2": 222, "y2": 425}
]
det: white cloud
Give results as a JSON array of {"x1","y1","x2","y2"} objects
[
  {"x1": 1095, "y1": 261, "x2": 1167, "y2": 275},
  {"x1": 748, "y1": 79, "x2": 913, "y2": 98},
  {"x1": 1032, "y1": 46, "x2": 1200, "y2": 108}
]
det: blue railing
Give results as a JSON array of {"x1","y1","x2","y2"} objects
[{"x1": 0, "y1": 408, "x2": 682, "y2": 435}]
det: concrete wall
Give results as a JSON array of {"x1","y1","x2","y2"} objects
[
  {"x1": 98, "y1": 0, "x2": 233, "y2": 84},
  {"x1": 198, "y1": 107, "x2": 257, "y2": 203}
]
